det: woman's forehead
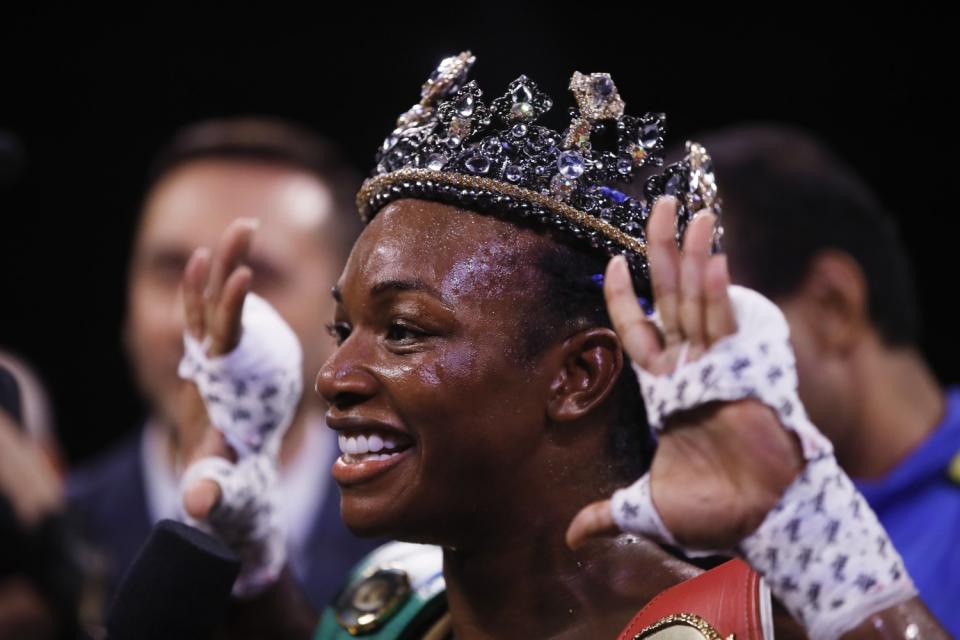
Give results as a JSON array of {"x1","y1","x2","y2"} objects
[{"x1": 345, "y1": 199, "x2": 547, "y2": 301}]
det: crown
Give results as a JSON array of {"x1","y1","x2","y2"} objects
[{"x1": 356, "y1": 52, "x2": 720, "y2": 283}]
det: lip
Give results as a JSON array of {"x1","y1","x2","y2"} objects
[
  {"x1": 332, "y1": 448, "x2": 415, "y2": 486},
  {"x1": 326, "y1": 414, "x2": 411, "y2": 438},
  {"x1": 326, "y1": 414, "x2": 415, "y2": 486}
]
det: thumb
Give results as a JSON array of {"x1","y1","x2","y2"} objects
[
  {"x1": 565, "y1": 499, "x2": 619, "y2": 550},
  {"x1": 182, "y1": 429, "x2": 233, "y2": 520}
]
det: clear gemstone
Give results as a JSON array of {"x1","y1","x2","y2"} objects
[
  {"x1": 382, "y1": 135, "x2": 399, "y2": 152},
  {"x1": 505, "y1": 164, "x2": 523, "y2": 182},
  {"x1": 482, "y1": 137, "x2": 502, "y2": 155},
  {"x1": 444, "y1": 135, "x2": 461, "y2": 149},
  {"x1": 512, "y1": 123, "x2": 528, "y2": 137},
  {"x1": 594, "y1": 76, "x2": 614, "y2": 97},
  {"x1": 512, "y1": 83, "x2": 534, "y2": 104},
  {"x1": 590, "y1": 77, "x2": 615, "y2": 107},
  {"x1": 457, "y1": 94, "x2": 475, "y2": 117},
  {"x1": 640, "y1": 122, "x2": 660, "y2": 149},
  {"x1": 617, "y1": 157, "x2": 633, "y2": 175},
  {"x1": 465, "y1": 154, "x2": 491, "y2": 174},
  {"x1": 426, "y1": 153, "x2": 447, "y2": 171},
  {"x1": 557, "y1": 151, "x2": 586, "y2": 178}
]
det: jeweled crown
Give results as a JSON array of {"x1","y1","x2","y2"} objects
[{"x1": 357, "y1": 52, "x2": 720, "y2": 283}]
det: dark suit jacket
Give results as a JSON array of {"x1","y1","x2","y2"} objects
[{"x1": 67, "y1": 427, "x2": 380, "y2": 612}]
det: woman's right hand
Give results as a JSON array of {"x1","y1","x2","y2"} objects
[{"x1": 174, "y1": 217, "x2": 258, "y2": 520}]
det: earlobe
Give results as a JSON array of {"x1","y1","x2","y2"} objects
[{"x1": 546, "y1": 328, "x2": 623, "y2": 423}]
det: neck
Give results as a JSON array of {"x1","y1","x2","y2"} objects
[
  {"x1": 441, "y1": 463, "x2": 697, "y2": 640},
  {"x1": 842, "y1": 341, "x2": 944, "y2": 479}
]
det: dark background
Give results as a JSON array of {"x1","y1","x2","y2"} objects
[{"x1": 0, "y1": 9, "x2": 951, "y2": 463}]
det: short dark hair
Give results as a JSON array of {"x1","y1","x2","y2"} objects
[
  {"x1": 688, "y1": 124, "x2": 919, "y2": 346},
  {"x1": 146, "y1": 117, "x2": 363, "y2": 259},
  {"x1": 527, "y1": 235, "x2": 654, "y2": 481}
]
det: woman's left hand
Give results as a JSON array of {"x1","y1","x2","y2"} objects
[{"x1": 567, "y1": 196, "x2": 804, "y2": 551}]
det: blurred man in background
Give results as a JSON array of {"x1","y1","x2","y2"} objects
[
  {"x1": 67, "y1": 118, "x2": 377, "y2": 614},
  {"x1": 692, "y1": 124, "x2": 960, "y2": 634}
]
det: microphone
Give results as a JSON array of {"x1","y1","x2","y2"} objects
[{"x1": 106, "y1": 519, "x2": 240, "y2": 640}]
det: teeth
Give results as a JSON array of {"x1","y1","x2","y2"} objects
[
  {"x1": 337, "y1": 432, "x2": 406, "y2": 457},
  {"x1": 340, "y1": 452, "x2": 400, "y2": 464}
]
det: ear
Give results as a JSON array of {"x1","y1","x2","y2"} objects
[
  {"x1": 546, "y1": 327, "x2": 623, "y2": 423},
  {"x1": 794, "y1": 250, "x2": 869, "y2": 354}
]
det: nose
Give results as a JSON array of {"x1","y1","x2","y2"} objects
[{"x1": 315, "y1": 340, "x2": 378, "y2": 411}]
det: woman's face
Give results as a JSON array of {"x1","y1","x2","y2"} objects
[{"x1": 316, "y1": 198, "x2": 560, "y2": 545}]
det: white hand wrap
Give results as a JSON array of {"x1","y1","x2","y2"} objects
[
  {"x1": 612, "y1": 285, "x2": 916, "y2": 639},
  {"x1": 177, "y1": 293, "x2": 303, "y2": 459},
  {"x1": 177, "y1": 292, "x2": 303, "y2": 597}
]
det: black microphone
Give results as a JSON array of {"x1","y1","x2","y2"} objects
[{"x1": 106, "y1": 519, "x2": 240, "y2": 640}]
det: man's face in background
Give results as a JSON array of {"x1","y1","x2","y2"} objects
[{"x1": 125, "y1": 159, "x2": 344, "y2": 426}]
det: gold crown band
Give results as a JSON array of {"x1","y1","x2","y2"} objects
[{"x1": 357, "y1": 167, "x2": 647, "y2": 256}]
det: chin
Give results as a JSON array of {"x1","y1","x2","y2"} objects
[
  {"x1": 338, "y1": 493, "x2": 453, "y2": 546},
  {"x1": 338, "y1": 490, "x2": 407, "y2": 538}
]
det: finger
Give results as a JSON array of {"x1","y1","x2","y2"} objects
[
  {"x1": 183, "y1": 247, "x2": 211, "y2": 340},
  {"x1": 183, "y1": 479, "x2": 222, "y2": 520},
  {"x1": 182, "y1": 428, "x2": 233, "y2": 521},
  {"x1": 604, "y1": 255, "x2": 661, "y2": 370},
  {"x1": 204, "y1": 218, "x2": 258, "y2": 322},
  {"x1": 565, "y1": 499, "x2": 619, "y2": 550},
  {"x1": 704, "y1": 253, "x2": 737, "y2": 343},
  {"x1": 646, "y1": 197, "x2": 683, "y2": 346},
  {"x1": 209, "y1": 265, "x2": 252, "y2": 356},
  {"x1": 678, "y1": 211, "x2": 716, "y2": 348}
]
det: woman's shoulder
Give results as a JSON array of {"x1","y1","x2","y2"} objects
[{"x1": 314, "y1": 541, "x2": 789, "y2": 640}]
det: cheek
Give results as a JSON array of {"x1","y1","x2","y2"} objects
[{"x1": 400, "y1": 344, "x2": 541, "y2": 460}]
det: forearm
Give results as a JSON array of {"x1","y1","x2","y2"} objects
[{"x1": 841, "y1": 598, "x2": 947, "y2": 640}]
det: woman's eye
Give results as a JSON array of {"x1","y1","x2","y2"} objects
[
  {"x1": 385, "y1": 321, "x2": 425, "y2": 343},
  {"x1": 325, "y1": 322, "x2": 351, "y2": 346}
]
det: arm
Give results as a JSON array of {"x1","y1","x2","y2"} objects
[
  {"x1": 173, "y1": 218, "x2": 317, "y2": 638},
  {"x1": 567, "y1": 197, "x2": 948, "y2": 639}
]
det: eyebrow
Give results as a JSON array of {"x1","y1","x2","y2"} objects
[
  {"x1": 371, "y1": 279, "x2": 450, "y2": 306},
  {"x1": 330, "y1": 279, "x2": 450, "y2": 307}
]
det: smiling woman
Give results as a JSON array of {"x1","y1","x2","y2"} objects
[
  {"x1": 318, "y1": 197, "x2": 651, "y2": 549},
  {"x1": 175, "y1": 54, "x2": 948, "y2": 640}
]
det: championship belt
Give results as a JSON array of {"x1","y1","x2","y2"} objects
[{"x1": 617, "y1": 560, "x2": 773, "y2": 640}]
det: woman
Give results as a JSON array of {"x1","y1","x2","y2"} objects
[{"x1": 179, "y1": 54, "x2": 945, "y2": 639}]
